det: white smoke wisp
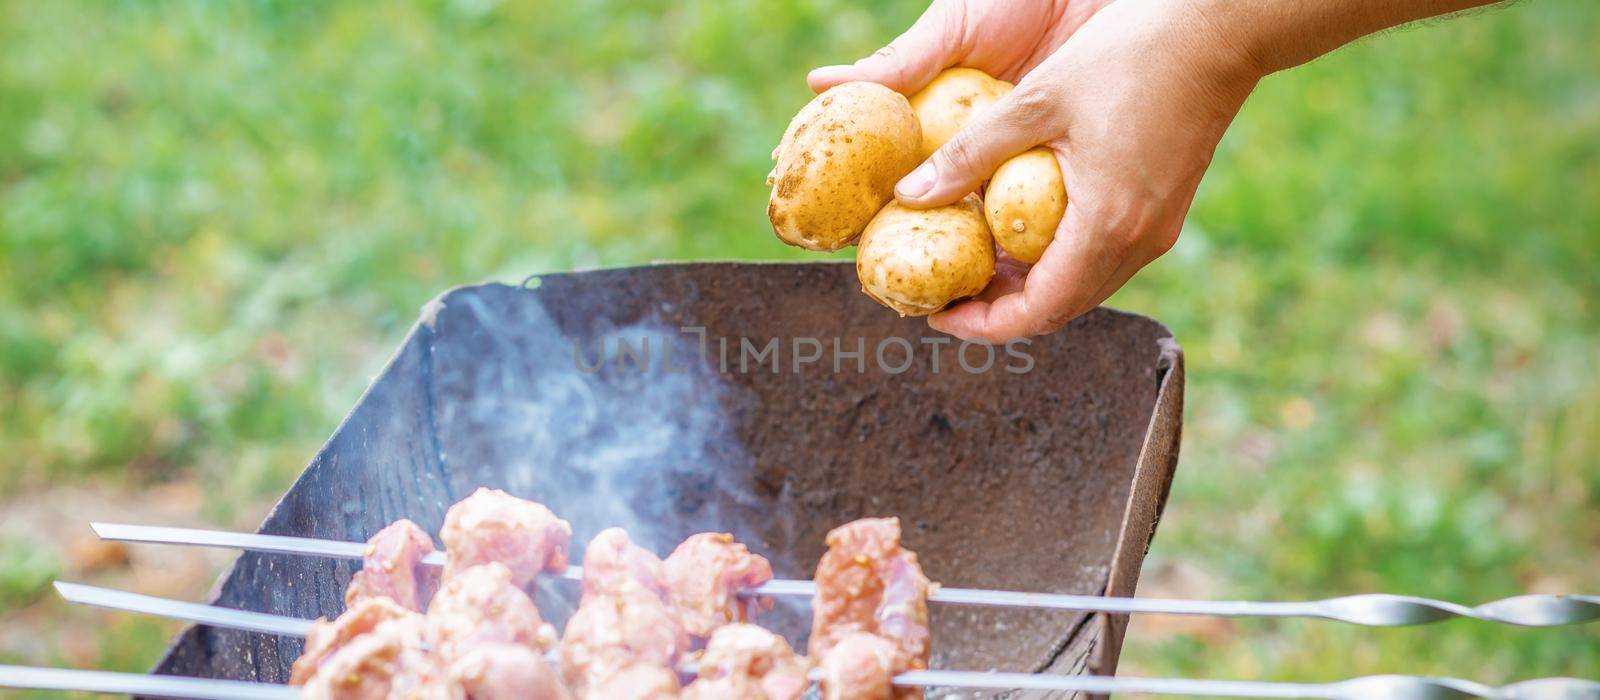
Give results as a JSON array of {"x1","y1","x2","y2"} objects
[
  {"x1": 444, "y1": 293, "x2": 768, "y2": 556},
  {"x1": 425, "y1": 289, "x2": 815, "y2": 642}
]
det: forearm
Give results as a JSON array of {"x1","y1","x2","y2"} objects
[{"x1": 1195, "y1": 0, "x2": 1505, "y2": 75}]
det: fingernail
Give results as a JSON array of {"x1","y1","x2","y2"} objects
[
  {"x1": 927, "y1": 313, "x2": 965, "y2": 339},
  {"x1": 808, "y1": 65, "x2": 851, "y2": 84},
  {"x1": 897, "y1": 162, "x2": 936, "y2": 198}
]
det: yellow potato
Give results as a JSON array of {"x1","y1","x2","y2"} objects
[
  {"x1": 985, "y1": 148, "x2": 1065, "y2": 264},
  {"x1": 767, "y1": 82, "x2": 922, "y2": 252},
  {"x1": 907, "y1": 68, "x2": 1013, "y2": 160},
  {"x1": 855, "y1": 194, "x2": 996, "y2": 317}
]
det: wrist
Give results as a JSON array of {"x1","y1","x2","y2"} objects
[
  {"x1": 1185, "y1": 0, "x2": 1505, "y2": 76},
  {"x1": 1146, "y1": 0, "x2": 1266, "y2": 119},
  {"x1": 1184, "y1": 0, "x2": 1278, "y2": 81}
]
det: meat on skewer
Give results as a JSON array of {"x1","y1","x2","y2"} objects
[
  {"x1": 446, "y1": 644, "x2": 571, "y2": 700},
  {"x1": 426, "y1": 562, "x2": 559, "y2": 661},
  {"x1": 297, "y1": 568, "x2": 574, "y2": 698},
  {"x1": 563, "y1": 585, "x2": 687, "y2": 694},
  {"x1": 809, "y1": 517, "x2": 933, "y2": 700},
  {"x1": 580, "y1": 526, "x2": 670, "y2": 599},
  {"x1": 299, "y1": 613, "x2": 457, "y2": 700},
  {"x1": 441, "y1": 488, "x2": 573, "y2": 589},
  {"x1": 561, "y1": 528, "x2": 689, "y2": 696},
  {"x1": 345, "y1": 519, "x2": 441, "y2": 612},
  {"x1": 680, "y1": 624, "x2": 810, "y2": 700},
  {"x1": 819, "y1": 632, "x2": 900, "y2": 700},
  {"x1": 291, "y1": 597, "x2": 417, "y2": 685},
  {"x1": 296, "y1": 502, "x2": 937, "y2": 700},
  {"x1": 663, "y1": 533, "x2": 775, "y2": 638},
  {"x1": 586, "y1": 664, "x2": 681, "y2": 700},
  {"x1": 298, "y1": 495, "x2": 577, "y2": 699}
]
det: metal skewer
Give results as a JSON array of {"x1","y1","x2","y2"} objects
[
  {"x1": 44, "y1": 582, "x2": 1600, "y2": 699},
  {"x1": 55, "y1": 581, "x2": 313, "y2": 636},
  {"x1": 0, "y1": 665, "x2": 298, "y2": 699},
  {"x1": 8, "y1": 663, "x2": 1598, "y2": 700},
  {"x1": 94, "y1": 522, "x2": 1600, "y2": 627}
]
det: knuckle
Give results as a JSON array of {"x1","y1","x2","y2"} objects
[
  {"x1": 1092, "y1": 194, "x2": 1160, "y2": 253},
  {"x1": 1035, "y1": 311, "x2": 1073, "y2": 336},
  {"x1": 863, "y1": 43, "x2": 915, "y2": 88},
  {"x1": 1013, "y1": 297, "x2": 1064, "y2": 338},
  {"x1": 937, "y1": 135, "x2": 986, "y2": 179}
]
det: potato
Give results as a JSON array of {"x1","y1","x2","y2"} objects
[
  {"x1": 767, "y1": 82, "x2": 922, "y2": 252},
  {"x1": 985, "y1": 147, "x2": 1065, "y2": 264},
  {"x1": 907, "y1": 68, "x2": 1013, "y2": 160},
  {"x1": 856, "y1": 194, "x2": 996, "y2": 317}
]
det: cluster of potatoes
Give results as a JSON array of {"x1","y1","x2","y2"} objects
[{"x1": 767, "y1": 68, "x2": 1067, "y2": 317}]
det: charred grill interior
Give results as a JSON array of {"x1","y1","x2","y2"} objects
[{"x1": 154, "y1": 262, "x2": 1186, "y2": 698}]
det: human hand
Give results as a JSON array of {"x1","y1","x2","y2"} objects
[
  {"x1": 807, "y1": 0, "x2": 1109, "y2": 93},
  {"x1": 810, "y1": 0, "x2": 1262, "y2": 342}
]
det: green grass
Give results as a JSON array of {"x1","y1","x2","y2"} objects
[
  {"x1": 1, "y1": 0, "x2": 1596, "y2": 689},
  {"x1": 0, "y1": 536, "x2": 58, "y2": 610}
]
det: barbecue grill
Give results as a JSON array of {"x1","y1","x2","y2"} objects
[{"x1": 150, "y1": 260, "x2": 1185, "y2": 696}]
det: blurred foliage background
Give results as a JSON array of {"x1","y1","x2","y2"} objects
[{"x1": 0, "y1": 0, "x2": 1596, "y2": 692}]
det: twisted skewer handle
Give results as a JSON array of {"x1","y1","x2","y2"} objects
[
  {"x1": 1326, "y1": 675, "x2": 1600, "y2": 700},
  {"x1": 1311, "y1": 593, "x2": 1600, "y2": 627}
]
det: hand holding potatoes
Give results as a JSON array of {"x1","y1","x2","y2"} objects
[
  {"x1": 910, "y1": 69, "x2": 1064, "y2": 265},
  {"x1": 804, "y1": 0, "x2": 1258, "y2": 341}
]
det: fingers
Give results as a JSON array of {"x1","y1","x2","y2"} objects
[
  {"x1": 807, "y1": 1, "x2": 961, "y2": 95},
  {"x1": 895, "y1": 85, "x2": 1063, "y2": 207},
  {"x1": 974, "y1": 257, "x2": 1029, "y2": 302},
  {"x1": 929, "y1": 196, "x2": 1125, "y2": 343}
]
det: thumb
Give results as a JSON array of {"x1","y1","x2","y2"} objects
[
  {"x1": 807, "y1": 1, "x2": 960, "y2": 95},
  {"x1": 895, "y1": 86, "x2": 1060, "y2": 208}
]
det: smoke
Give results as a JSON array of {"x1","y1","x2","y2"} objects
[
  {"x1": 425, "y1": 287, "x2": 814, "y2": 638},
  {"x1": 435, "y1": 291, "x2": 769, "y2": 554}
]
